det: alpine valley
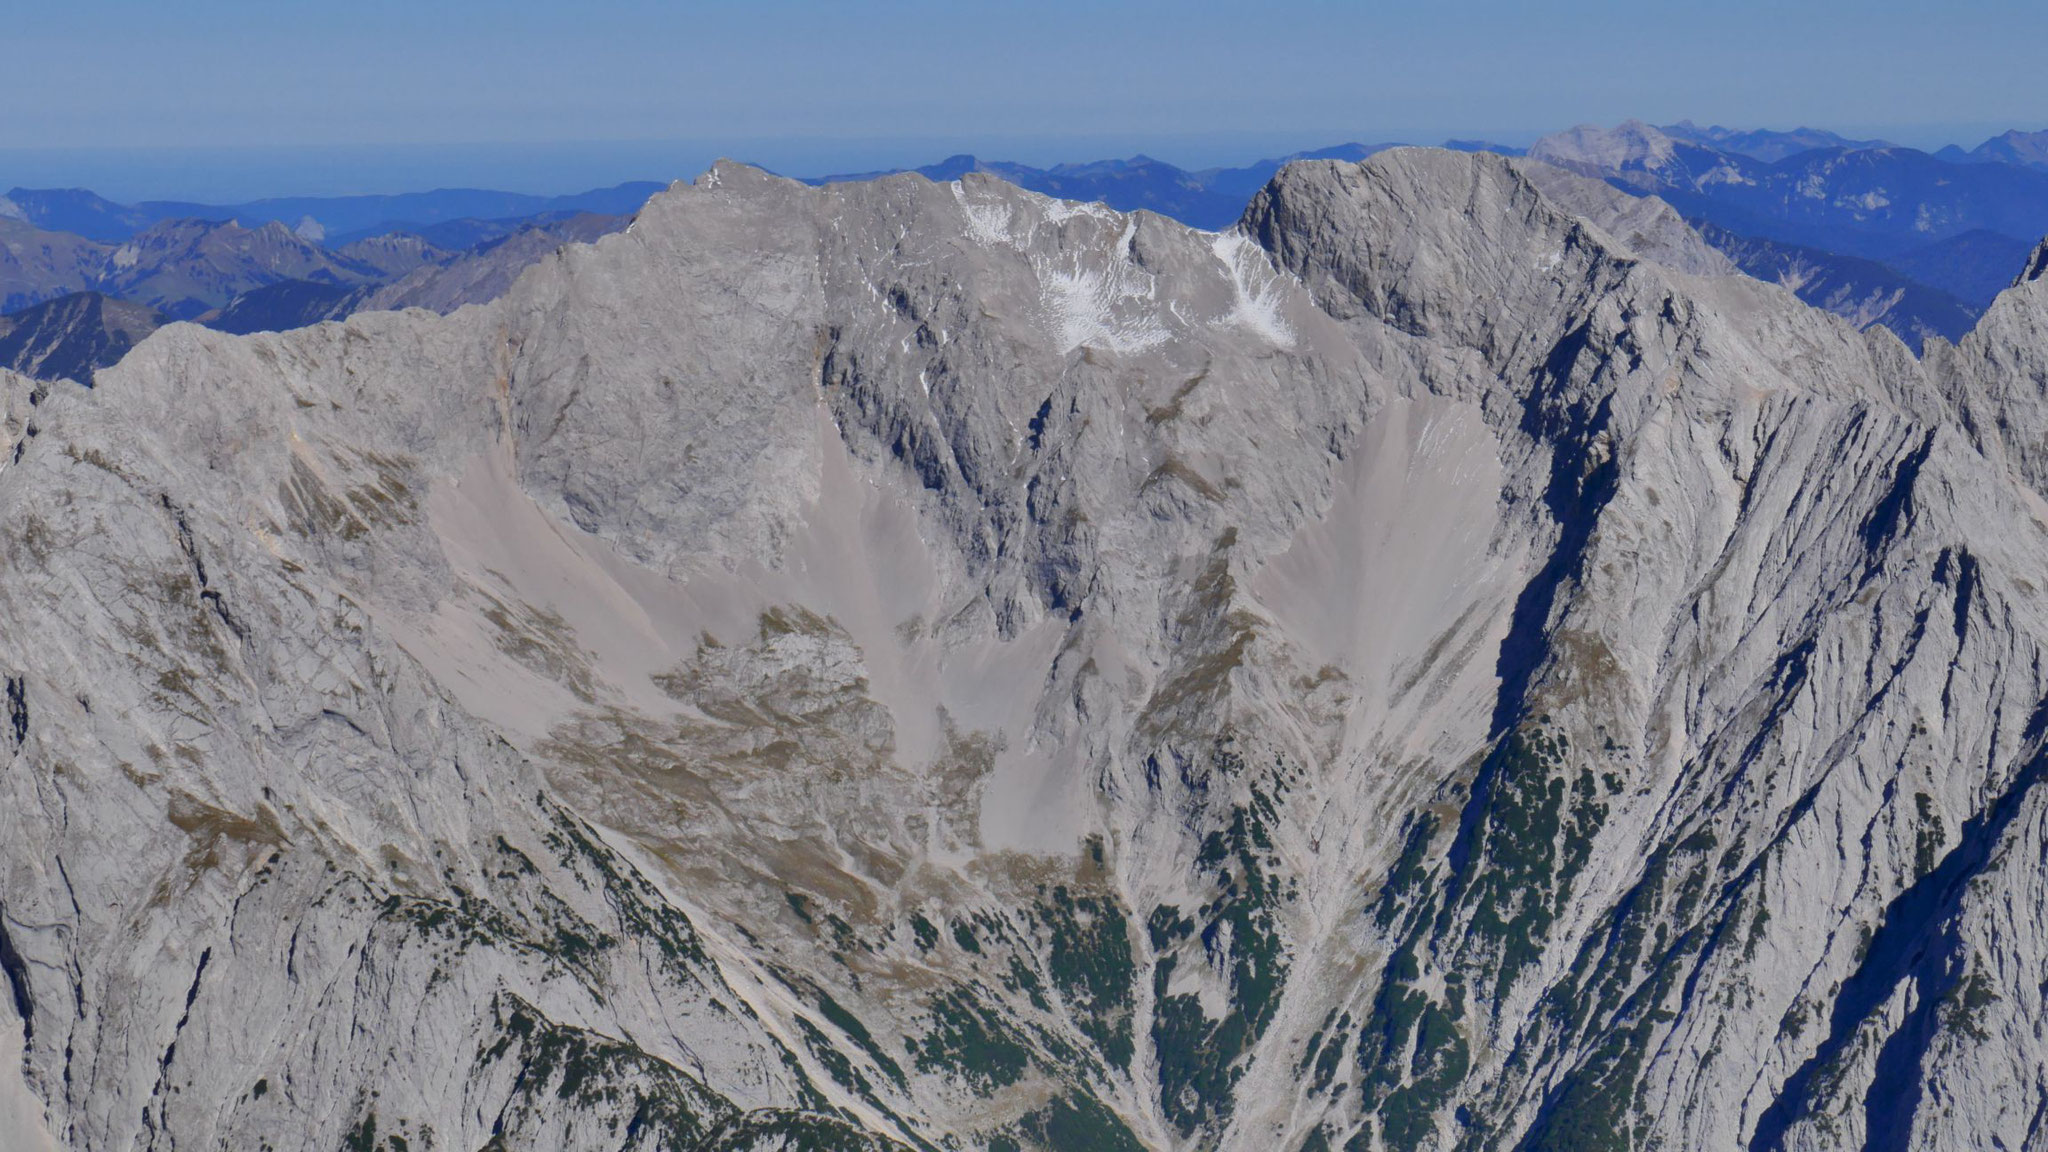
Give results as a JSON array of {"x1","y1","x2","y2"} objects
[{"x1": 7, "y1": 146, "x2": 2048, "y2": 1152}]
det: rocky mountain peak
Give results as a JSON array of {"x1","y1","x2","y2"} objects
[
  {"x1": 7, "y1": 147, "x2": 2048, "y2": 1152},
  {"x1": 1527, "y1": 118, "x2": 1682, "y2": 175},
  {"x1": 2020, "y1": 235, "x2": 2048, "y2": 284}
]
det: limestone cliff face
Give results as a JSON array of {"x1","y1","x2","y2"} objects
[{"x1": 3, "y1": 149, "x2": 2047, "y2": 1152}]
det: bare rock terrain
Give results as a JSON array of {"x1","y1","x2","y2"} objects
[{"x1": 4, "y1": 149, "x2": 2048, "y2": 1151}]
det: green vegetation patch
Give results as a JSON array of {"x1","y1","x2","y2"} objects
[
  {"x1": 767, "y1": 966, "x2": 907, "y2": 1091},
  {"x1": 476, "y1": 995, "x2": 733, "y2": 1150},
  {"x1": 905, "y1": 987, "x2": 1034, "y2": 1091},
  {"x1": 1346, "y1": 721, "x2": 1619, "y2": 1150},
  {"x1": 695, "y1": 1109, "x2": 909, "y2": 1152},
  {"x1": 1018, "y1": 1091, "x2": 1147, "y2": 1152},
  {"x1": 540, "y1": 806, "x2": 711, "y2": 974},
  {"x1": 1447, "y1": 725, "x2": 1607, "y2": 1002},
  {"x1": 1354, "y1": 950, "x2": 1469, "y2": 1152},
  {"x1": 1036, "y1": 884, "x2": 1137, "y2": 1070},
  {"x1": 1150, "y1": 762, "x2": 1294, "y2": 1137}
]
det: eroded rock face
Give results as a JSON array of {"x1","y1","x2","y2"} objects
[{"x1": 3, "y1": 148, "x2": 2047, "y2": 1151}]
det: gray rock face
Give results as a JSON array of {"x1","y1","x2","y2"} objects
[
  {"x1": 334, "y1": 232, "x2": 458, "y2": 281},
  {"x1": 99, "y1": 217, "x2": 382, "y2": 320},
  {"x1": 0, "y1": 292, "x2": 166, "y2": 384},
  {"x1": 1685, "y1": 219, "x2": 1980, "y2": 351},
  {"x1": 0, "y1": 221, "x2": 108, "y2": 314},
  {"x1": 3, "y1": 147, "x2": 2048, "y2": 1152},
  {"x1": 194, "y1": 214, "x2": 636, "y2": 346},
  {"x1": 1508, "y1": 159, "x2": 1736, "y2": 278},
  {"x1": 0, "y1": 216, "x2": 384, "y2": 326},
  {"x1": 353, "y1": 211, "x2": 630, "y2": 316}
]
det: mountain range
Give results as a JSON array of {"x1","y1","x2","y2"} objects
[
  {"x1": 1655, "y1": 120, "x2": 1895, "y2": 161},
  {"x1": 3, "y1": 120, "x2": 2047, "y2": 381},
  {"x1": 1938, "y1": 129, "x2": 2048, "y2": 170},
  {"x1": 1528, "y1": 121, "x2": 2048, "y2": 260},
  {"x1": 1517, "y1": 120, "x2": 2048, "y2": 347},
  {"x1": 7, "y1": 144, "x2": 2048, "y2": 1151},
  {"x1": 0, "y1": 210, "x2": 632, "y2": 379},
  {"x1": 0, "y1": 292, "x2": 162, "y2": 385},
  {"x1": 744, "y1": 123, "x2": 2048, "y2": 353},
  {"x1": 805, "y1": 145, "x2": 1444, "y2": 230},
  {"x1": 0, "y1": 182, "x2": 662, "y2": 244}
]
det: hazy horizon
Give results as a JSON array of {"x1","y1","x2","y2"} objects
[
  {"x1": 5, "y1": 118, "x2": 2044, "y2": 204},
  {"x1": 12, "y1": 0, "x2": 2048, "y2": 201}
]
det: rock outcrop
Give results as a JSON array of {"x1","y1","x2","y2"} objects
[{"x1": 4, "y1": 148, "x2": 2048, "y2": 1152}]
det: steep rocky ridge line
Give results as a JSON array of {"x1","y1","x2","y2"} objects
[{"x1": 2, "y1": 149, "x2": 2048, "y2": 1151}]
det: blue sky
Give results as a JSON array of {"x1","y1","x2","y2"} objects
[{"x1": 7, "y1": 0, "x2": 2047, "y2": 199}]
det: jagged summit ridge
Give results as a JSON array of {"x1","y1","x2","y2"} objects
[
  {"x1": 3, "y1": 148, "x2": 2048, "y2": 1152},
  {"x1": 2019, "y1": 235, "x2": 2048, "y2": 284}
]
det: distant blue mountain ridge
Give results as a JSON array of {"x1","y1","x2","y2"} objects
[
  {"x1": 1514, "y1": 121, "x2": 2048, "y2": 349},
  {"x1": 3, "y1": 123, "x2": 2047, "y2": 361},
  {"x1": 0, "y1": 182, "x2": 667, "y2": 245},
  {"x1": 802, "y1": 140, "x2": 1528, "y2": 229},
  {"x1": 799, "y1": 124, "x2": 2048, "y2": 351}
]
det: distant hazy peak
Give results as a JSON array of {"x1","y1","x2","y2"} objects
[
  {"x1": 1658, "y1": 119, "x2": 1894, "y2": 160},
  {"x1": 1528, "y1": 119, "x2": 1681, "y2": 172},
  {"x1": 1968, "y1": 129, "x2": 2048, "y2": 172}
]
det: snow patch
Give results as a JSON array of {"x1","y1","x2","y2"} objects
[
  {"x1": 1039, "y1": 198, "x2": 1117, "y2": 226},
  {"x1": 953, "y1": 182, "x2": 1020, "y2": 247},
  {"x1": 1699, "y1": 163, "x2": 1754, "y2": 187},
  {"x1": 1210, "y1": 231, "x2": 1295, "y2": 347},
  {"x1": 962, "y1": 201, "x2": 1015, "y2": 247},
  {"x1": 1036, "y1": 259, "x2": 1169, "y2": 354},
  {"x1": 1019, "y1": 202, "x2": 1173, "y2": 355}
]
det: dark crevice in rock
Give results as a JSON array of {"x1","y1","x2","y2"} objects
[
  {"x1": 1490, "y1": 347, "x2": 1620, "y2": 738},
  {"x1": 155, "y1": 947, "x2": 211, "y2": 1082},
  {"x1": 1945, "y1": 548, "x2": 1979, "y2": 647},
  {"x1": 1026, "y1": 396, "x2": 1053, "y2": 452},
  {"x1": 1860, "y1": 431, "x2": 1935, "y2": 560},
  {"x1": 0, "y1": 906, "x2": 33, "y2": 1041},
  {"x1": 162, "y1": 494, "x2": 246, "y2": 640},
  {"x1": 6, "y1": 674, "x2": 25, "y2": 749}
]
